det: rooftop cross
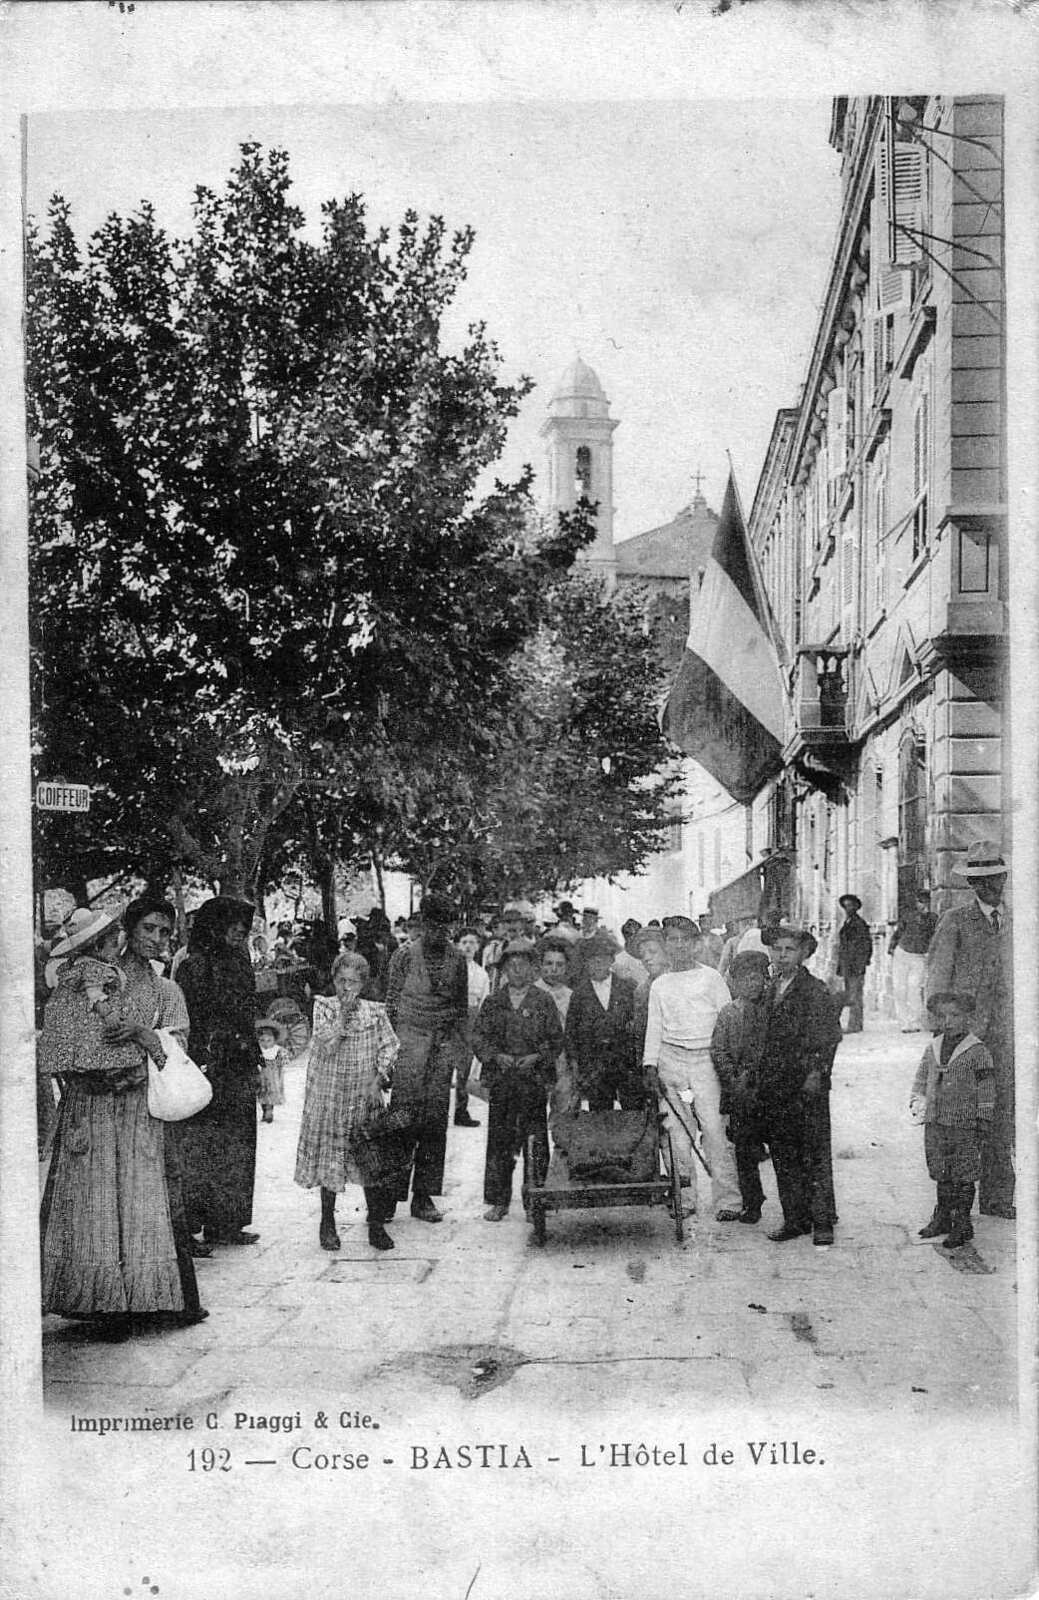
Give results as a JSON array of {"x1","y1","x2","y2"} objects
[{"x1": 691, "y1": 467, "x2": 705, "y2": 500}]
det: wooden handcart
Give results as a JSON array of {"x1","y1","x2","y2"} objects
[{"x1": 522, "y1": 1106, "x2": 686, "y2": 1246}]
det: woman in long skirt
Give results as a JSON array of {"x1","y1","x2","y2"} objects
[
  {"x1": 295, "y1": 952, "x2": 408, "y2": 1252},
  {"x1": 39, "y1": 896, "x2": 206, "y2": 1338}
]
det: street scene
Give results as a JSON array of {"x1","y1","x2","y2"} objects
[{"x1": 10, "y1": 56, "x2": 1032, "y2": 1600}]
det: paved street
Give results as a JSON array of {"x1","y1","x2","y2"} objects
[
  {"x1": 42, "y1": 1020, "x2": 1019, "y2": 1415},
  {"x1": 31, "y1": 1021, "x2": 1029, "y2": 1600}
]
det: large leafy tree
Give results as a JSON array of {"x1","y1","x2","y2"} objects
[
  {"x1": 394, "y1": 571, "x2": 686, "y2": 906},
  {"x1": 27, "y1": 144, "x2": 588, "y2": 899}
]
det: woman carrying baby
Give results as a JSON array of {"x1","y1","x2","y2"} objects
[{"x1": 38, "y1": 896, "x2": 206, "y2": 1339}]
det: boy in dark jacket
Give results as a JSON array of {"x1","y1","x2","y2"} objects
[
  {"x1": 563, "y1": 931, "x2": 641, "y2": 1112},
  {"x1": 472, "y1": 939, "x2": 564, "y2": 1222},
  {"x1": 709, "y1": 951, "x2": 771, "y2": 1224},
  {"x1": 910, "y1": 990, "x2": 995, "y2": 1248}
]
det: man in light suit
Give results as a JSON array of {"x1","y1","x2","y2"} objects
[{"x1": 926, "y1": 840, "x2": 1014, "y2": 1219}]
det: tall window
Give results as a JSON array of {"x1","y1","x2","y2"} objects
[
  {"x1": 897, "y1": 728, "x2": 928, "y2": 912},
  {"x1": 867, "y1": 464, "x2": 888, "y2": 617},
  {"x1": 575, "y1": 445, "x2": 592, "y2": 497},
  {"x1": 911, "y1": 387, "x2": 930, "y2": 564}
]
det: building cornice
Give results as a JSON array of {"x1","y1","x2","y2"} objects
[{"x1": 789, "y1": 96, "x2": 884, "y2": 483}]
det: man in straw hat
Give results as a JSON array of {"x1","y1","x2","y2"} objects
[
  {"x1": 384, "y1": 891, "x2": 468, "y2": 1223},
  {"x1": 835, "y1": 893, "x2": 872, "y2": 1034},
  {"x1": 926, "y1": 840, "x2": 1014, "y2": 1218},
  {"x1": 757, "y1": 924, "x2": 842, "y2": 1246}
]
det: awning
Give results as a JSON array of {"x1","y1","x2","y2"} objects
[
  {"x1": 708, "y1": 863, "x2": 764, "y2": 927},
  {"x1": 708, "y1": 852, "x2": 795, "y2": 928}
]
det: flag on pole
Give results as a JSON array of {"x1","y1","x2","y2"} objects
[{"x1": 663, "y1": 471, "x2": 787, "y2": 803}]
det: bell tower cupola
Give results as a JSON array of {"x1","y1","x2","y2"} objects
[{"x1": 540, "y1": 356, "x2": 619, "y2": 586}]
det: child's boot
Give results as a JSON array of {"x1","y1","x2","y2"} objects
[
  {"x1": 943, "y1": 1184, "x2": 975, "y2": 1249},
  {"x1": 918, "y1": 1181, "x2": 953, "y2": 1238}
]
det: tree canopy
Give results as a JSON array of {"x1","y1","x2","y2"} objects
[{"x1": 27, "y1": 142, "x2": 682, "y2": 913}]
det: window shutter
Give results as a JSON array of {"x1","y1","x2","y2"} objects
[
  {"x1": 913, "y1": 406, "x2": 922, "y2": 497},
  {"x1": 875, "y1": 264, "x2": 911, "y2": 314},
  {"x1": 875, "y1": 477, "x2": 888, "y2": 610},
  {"x1": 876, "y1": 133, "x2": 923, "y2": 267},
  {"x1": 871, "y1": 175, "x2": 912, "y2": 313},
  {"x1": 828, "y1": 386, "x2": 848, "y2": 478},
  {"x1": 891, "y1": 147, "x2": 924, "y2": 266},
  {"x1": 863, "y1": 473, "x2": 876, "y2": 619},
  {"x1": 841, "y1": 518, "x2": 856, "y2": 622}
]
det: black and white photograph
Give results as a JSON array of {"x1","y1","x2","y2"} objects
[{"x1": 1, "y1": 4, "x2": 1037, "y2": 1598}]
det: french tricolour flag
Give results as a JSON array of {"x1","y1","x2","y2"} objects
[{"x1": 663, "y1": 471, "x2": 787, "y2": 803}]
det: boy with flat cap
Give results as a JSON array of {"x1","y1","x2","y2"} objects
[
  {"x1": 564, "y1": 930, "x2": 641, "y2": 1112},
  {"x1": 473, "y1": 939, "x2": 564, "y2": 1222}
]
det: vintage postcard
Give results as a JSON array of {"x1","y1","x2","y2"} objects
[{"x1": 1, "y1": 4, "x2": 1037, "y2": 1599}]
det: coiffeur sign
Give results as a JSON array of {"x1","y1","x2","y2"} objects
[{"x1": 35, "y1": 782, "x2": 91, "y2": 813}]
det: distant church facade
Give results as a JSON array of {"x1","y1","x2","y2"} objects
[{"x1": 540, "y1": 356, "x2": 718, "y2": 674}]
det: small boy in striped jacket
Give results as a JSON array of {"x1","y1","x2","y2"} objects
[{"x1": 910, "y1": 990, "x2": 995, "y2": 1248}]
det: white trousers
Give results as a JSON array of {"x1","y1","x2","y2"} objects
[
  {"x1": 656, "y1": 1043, "x2": 742, "y2": 1214},
  {"x1": 892, "y1": 948, "x2": 926, "y2": 1029}
]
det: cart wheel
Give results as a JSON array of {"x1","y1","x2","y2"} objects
[
  {"x1": 667, "y1": 1134, "x2": 684, "y2": 1243},
  {"x1": 265, "y1": 998, "x2": 311, "y2": 1059},
  {"x1": 531, "y1": 1202, "x2": 547, "y2": 1246},
  {"x1": 285, "y1": 1016, "x2": 311, "y2": 1058}
]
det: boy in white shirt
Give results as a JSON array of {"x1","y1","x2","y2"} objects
[{"x1": 643, "y1": 915, "x2": 741, "y2": 1219}]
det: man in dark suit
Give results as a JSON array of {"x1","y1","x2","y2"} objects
[
  {"x1": 926, "y1": 840, "x2": 1014, "y2": 1218},
  {"x1": 759, "y1": 925, "x2": 843, "y2": 1247},
  {"x1": 836, "y1": 893, "x2": 872, "y2": 1033},
  {"x1": 563, "y1": 931, "x2": 642, "y2": 1111}
]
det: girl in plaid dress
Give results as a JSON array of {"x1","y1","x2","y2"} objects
[{"x1": 295, "y1": 952, "x2": 406, "y2": 1251}]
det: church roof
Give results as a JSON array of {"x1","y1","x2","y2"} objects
[
  {"x1": 551, "y1": 356, "x2": 607, "y2": 404},
  {"x1": 615, "y1": 496, "x2": 718, "y2": 579}
]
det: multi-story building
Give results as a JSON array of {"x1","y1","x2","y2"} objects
[{"x1": 748, "y1": 95, "x2": 1007, "y2": 1000}]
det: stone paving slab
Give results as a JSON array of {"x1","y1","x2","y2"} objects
[
  {"x1": 42, "y1": 1331, "x2": 203, "y2": 1390},
  {"x1": 500, "y1": 1352, "x2": 753, "y2": 1412}
]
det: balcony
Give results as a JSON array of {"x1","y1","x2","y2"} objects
[
  {"x1": 785, "y1": 646, "x2": 853, "y2": 774},
  {"x1": 917, "y1": 506, "x2": 1008, "y2": 672}
]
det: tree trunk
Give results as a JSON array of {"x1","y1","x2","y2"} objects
[
  {"x1": 371, "y1": 852, "x2": 386, "y2": 911},
  {"x1": 170, "y1": 866, "x2": 187, "y2": 945},
  {"x1": 319, "y1": 859, "x2": 338, "y2": 935}
]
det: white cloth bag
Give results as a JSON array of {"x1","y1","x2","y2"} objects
[{"x1": 147, "y1": 1028, "x2": 212, "y2": 1122}]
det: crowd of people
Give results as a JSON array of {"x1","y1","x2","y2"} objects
[{"x1": 35, "y1": 835, "x2": 1014, "y2": 1341}]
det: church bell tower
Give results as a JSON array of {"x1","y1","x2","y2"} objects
[{"x1": 540, "y1": 357, "x2": 619, "y2": 587}]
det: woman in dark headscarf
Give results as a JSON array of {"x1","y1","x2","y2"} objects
[{"x1": 177, "y1": 896, "x2": 262, "y2": 1251}]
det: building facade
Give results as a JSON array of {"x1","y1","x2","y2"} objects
[{"x1": 747, "y1": 95, "x2": 1007, "y2": 1002}]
